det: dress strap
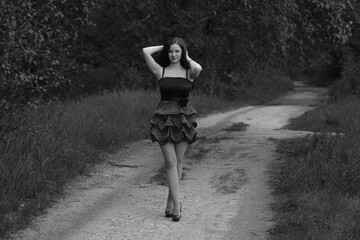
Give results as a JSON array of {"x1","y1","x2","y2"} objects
[{"x1": 162, "y1": 67, "x2": 165, "y2": 78}]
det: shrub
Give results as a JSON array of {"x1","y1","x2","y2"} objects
[{"x1": 331, "y1": 50, "x2": 360, "y2": 99}]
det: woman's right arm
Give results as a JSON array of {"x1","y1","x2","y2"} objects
[{"x1": 142, "y1": 45, "x2": 163, "y2": 79}]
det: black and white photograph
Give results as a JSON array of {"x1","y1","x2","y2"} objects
[{"x1": 1, "y1": 0, "x2": 359, "y2": 239}]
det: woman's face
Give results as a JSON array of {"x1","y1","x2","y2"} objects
[{"x1": 168, "y1": 44, "x2": 182, "y2": 64}]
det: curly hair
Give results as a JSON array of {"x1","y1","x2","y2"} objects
[{"x1": 155, "y1": 37, "x2": 190, "y2": 69}]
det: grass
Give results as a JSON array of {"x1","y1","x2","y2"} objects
[
  {"x1": 0, "y1": 90, "x2": 158, "y2": 236},
  {"x1": 0, "y1": 70, "x2": 292, "y2": 238},
  {"x1": 223, "y1": 122, "x2": 249, "y2": 131},
  {"x1": 0, "y1": 90, "x2": 252, "y2": 238},
  {"x1": 286, "y1": 97, "x2": 360, "y2": 134},
  {"x1": 270, "y1": 97, "x2": 360, "y2": 240}
]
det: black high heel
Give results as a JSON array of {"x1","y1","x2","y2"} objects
[
  {"x1": 172, "y1": 203, "x2": 182, "y2": 222},
  {"x1": 165, "y1": 210, "x2": 173, "y2": 218}
]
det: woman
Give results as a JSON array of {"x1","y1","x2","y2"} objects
[{"x1": 142, "y1": 37, "x2": 202, "y2": 222}]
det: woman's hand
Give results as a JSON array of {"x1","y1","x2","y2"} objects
[{"x1": 186, "y1": 50, "x2": 192, "y2": 62}]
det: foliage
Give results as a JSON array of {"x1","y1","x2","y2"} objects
[
  {"x1": 304, "y1": 0, "x2": 360, "y2": 90},
  {"x1": 287, "y1": 96, "x2": 360, "y2": 134},
  {"x1": 274, "y1": 134, "x2": 360, "y2": 196},
  {"x1": 331, "y1": 49, "x2": 360, "y2": 98},
  {"x1": 0, "y1": 87, "x2": 266, "y2": 237},
  {"x1": 0, "y1": 0, "x2": 356, "y2": 109},
  {"x1": 0, "y1": 0, "x2": 94, "y2": 111},
  {"x1": 270, "y1": 136, "x2": 360, "y2": 240},
  {"x1": 270, "y1": 96, "x2": 360, "y2": 239},
  {"x1": 330, "y1": 1, "x2": 360, "y2": 97},
  {"x1": 72, "y1": 0, "x2": 353, "y2": 95}
]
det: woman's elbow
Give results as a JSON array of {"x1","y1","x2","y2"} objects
[{"x1": 142, "y1": 47, "x2": 152, "y2": 56}]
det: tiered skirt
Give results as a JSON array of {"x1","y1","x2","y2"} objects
[{"x1": 150, "y1": 101, "x2": 198, "y2": 145}]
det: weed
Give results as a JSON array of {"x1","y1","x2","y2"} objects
[
  {"x1": 202, "y1": 136, "x2": 233, "y2": 144},
  {"x1": 149, "y1": 164, "x2": 167, "y2": 186},
  {"x1": 223, "y1": 122, "x2": 249, "y2": 131},
  {"x1": 211, "y1": 168, "x2": 248, "y2": 194},
  {"x1": 0, "y1": 73, "x2": 291, "y2": 238},
  {"x1": 270, "y1": 102, "x2": 360, "y2": 240},
  {"x1": 286, "y1": 97, "x2": 360, "y2": 134}
]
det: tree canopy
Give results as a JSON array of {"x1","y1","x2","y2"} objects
[
  {"x1": 0, "y1": 0, "x2": 357, "y2": 110},
  {"x1": 0, "y1": 0, "x2": 94, "y2": 109}
]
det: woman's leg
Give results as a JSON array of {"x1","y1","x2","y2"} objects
[
  {"x1": 174, "y1": 142, "x2": 188, "y2": 183},
  {"x1": 160, "y1": 142, "x2": 180, "y2": 214}
]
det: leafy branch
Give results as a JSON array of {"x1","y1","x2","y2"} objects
[{"x1": 18, "y1": 0, "x2": 57, "y2": 30}]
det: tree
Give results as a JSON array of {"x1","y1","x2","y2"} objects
[
  {"x1": 0, "y1": 0, "x2": 95, "y2": 111},
  {"x1": 1, "y1": 0, "x2": 355, "y2": 106}
]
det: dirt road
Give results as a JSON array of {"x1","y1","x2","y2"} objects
[{"x1": 12, "y1": 83, "x2": 328, "y2": 240}]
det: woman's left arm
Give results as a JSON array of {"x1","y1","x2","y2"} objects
[{"x1": 186, "y1": 51, "x2": 202, "y2": 80}]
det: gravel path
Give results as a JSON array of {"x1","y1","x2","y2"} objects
[{"x1": 12, "y1": 82, "x2": 327, "y2": 240}]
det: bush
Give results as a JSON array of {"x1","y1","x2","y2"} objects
[
  {"x1": 0, "y1": 0, "x2": 94, "y2": 111},
  {"x1": 303, "y1": 53, "x2": 341, "y2": 87},
  {"x1": 213, "y1": 68, "x2": 293, "y2": 102},
  {"x1": 331, "y1": 50, "x2": 360, "y2": 99}
]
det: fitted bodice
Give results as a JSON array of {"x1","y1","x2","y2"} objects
[{"x1": 159, "y1": 77, "x2": 192, "y2": 101}]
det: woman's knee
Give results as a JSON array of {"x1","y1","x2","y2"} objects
[{"x1": 164, "y1": 157, "x2": 177, "y2": 169}]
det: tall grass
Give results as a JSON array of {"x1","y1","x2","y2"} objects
[
  {"x1": 286, "y1": 96, "x2": 360, "y2": 134},
  {"x1": 0, "y1": 90, "x2": 159, "y2": 235},
  {"x1": 0, "y1": 89, "x2": 257, "y2": 237},
  {"x1": 270, "y1": 97, "x2": 360, "y2": 239},
  {"x1": 0, "y1": 70, "x2": 292, "y2": 238}
]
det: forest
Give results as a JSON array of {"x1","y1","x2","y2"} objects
[
  {"x1": 1, "y1": 0, "x2": 359, "y2": 110},
  {"x1": 1, "y1": 0, "x2": 360, "y2": 238}
]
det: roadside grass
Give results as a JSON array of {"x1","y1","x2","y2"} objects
[
  {"x1": 223, "y1": 122, "x2": 249, "y2": 131},
  {"x1": 286, "y1": 96, "x2": 360, "y2": 134},
  {"x1": 270, "y1": 97, "x2": 360, "y2": 239},
  {"x1": 0, "y1": 72, "x2": 292, "y2": 238},
  {"x1": 0, "y1": 90, "x2": 250, "y2": 237},
  {"x1": 0, "y1": 90, "x2": 158, "y2": 236}
]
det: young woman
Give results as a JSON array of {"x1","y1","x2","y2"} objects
[{"x1": 142, "y1": 37, "x2": 202, "y2": 222}]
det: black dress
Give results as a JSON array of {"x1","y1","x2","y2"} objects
[{"x1": 150, "y1": 68, "x2": 198, "y2": 145}]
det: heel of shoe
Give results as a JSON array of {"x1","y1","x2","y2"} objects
[
  {"x1": 165, "y1": 210, "x2": 173, "y2": 218},
  {"x1": 172, "y1": 214, "x2": 181, "y2": 222},
  {"x1": 172, "y1": 203, "x2": 182, "y2": 222}
]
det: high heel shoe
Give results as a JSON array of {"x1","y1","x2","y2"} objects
[
  {"x1": 165, "y1": 210, "x2": 173, "y2": 218},
  {"x1": 172, "y1": 203, "x2": 182, "y2": 222}
]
